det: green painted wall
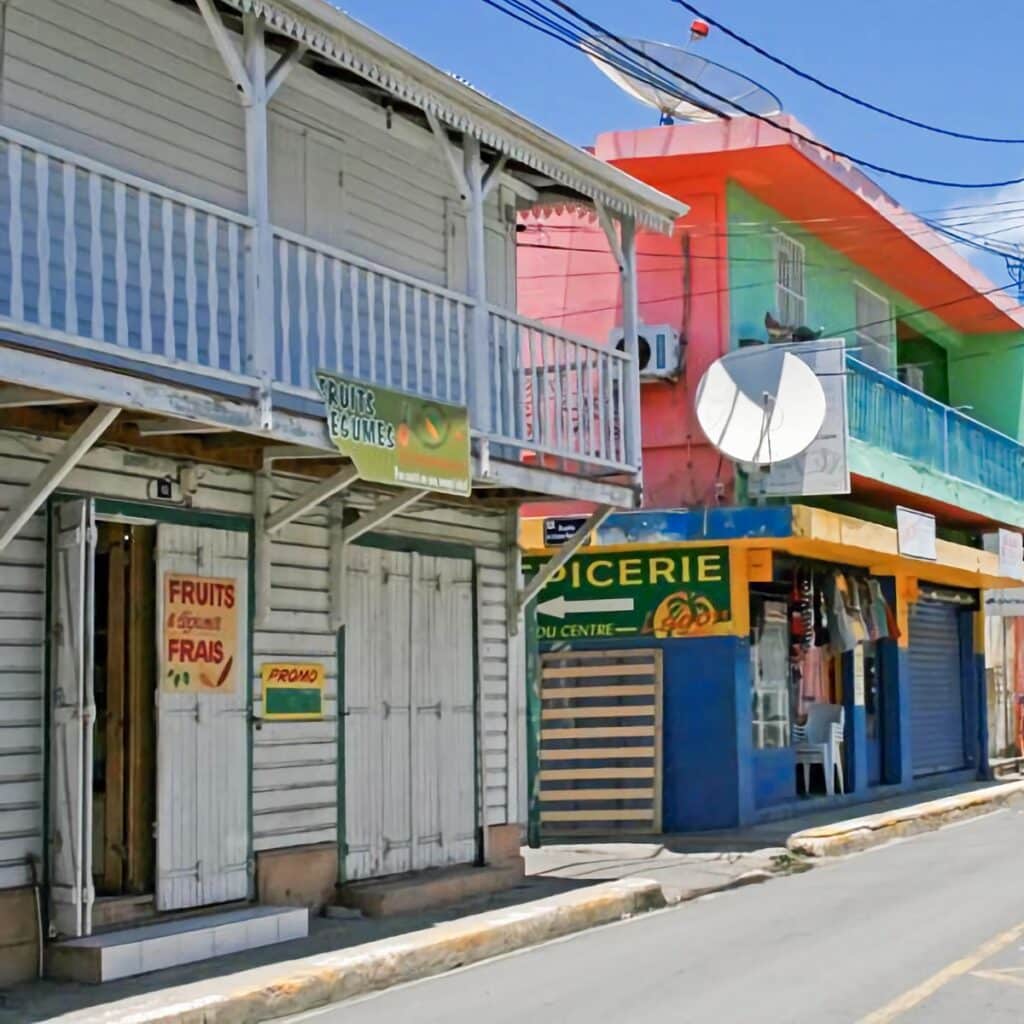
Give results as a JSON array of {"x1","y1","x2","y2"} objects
[{"x1": 726, "y1": 183, "x2": 1024, "y2": 443}]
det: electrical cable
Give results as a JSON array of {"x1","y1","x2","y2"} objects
[
  {"x1": 481, "y1": 0, "x2": 1024, "y2": 189},
  {"x1": 671, "y1": 0, "x2": 1024, "y2": 145}
]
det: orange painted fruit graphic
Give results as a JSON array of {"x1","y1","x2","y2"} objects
[{"x1": 652, "y1": 591, "x2": 719, "y2": 637}]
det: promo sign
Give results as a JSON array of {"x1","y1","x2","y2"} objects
[
  {"x1": 261, "y1": 663, "x2": 325, "y2": 721},
  {"x1": 316, "y1": 371, "x2": 471, "y2": 497},
  {"x1": 162, "y1": 574, "x2": 238, "y2": 693},
  {"x1": 523, "y1": 547, "x2": 732, "y2": 641}
]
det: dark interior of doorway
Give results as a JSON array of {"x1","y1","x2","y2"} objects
[{"x1": 92, "y1": 523, "x2": 157, "y2": 913}]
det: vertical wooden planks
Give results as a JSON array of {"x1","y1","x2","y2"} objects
[
  {"x1": 139, "y1": 192, "x2": 153, "y2": 354},
  {"x1": 63, "y1": 163, "x2": 78, "y2": 335},
  {"x1": 35, "y1": 152, "x2": 51, "y2": 328},
  {"x1": 88, "y1": 171, "x2": 103, "y2": 340},
  {"x1": 206, "y1": 214, "x2": 220, "y2": 370},
  {"x1": 333, "y1": 259, "x2": 344, "y2": 374},
  {"x1": 184, "y1": 206, "x2": 198, "y2": 363},
  {"x1": 161, "y1": 198, "x2": 175, "y2": 358},
  {"x1": 227, "y1": 222, "x2": 241, "y2": 373},
  {"x1": 398, "y1": 282, "x2": 409, "y2": 392},
  {"x1": 366, "y1": 271, "x2": 377, "y2": 382},
  {"x1": 103, "y1": 529, "x2": 126, "y2": 892},
  {"x1": 8, "y1": 143, "x2": 23, "y2": 322},
  {"x1": 297, "y1": 243, "x2": 309, "y2": 387},
  {"x1": 315, "y1": 251, "x2": 326, "y2": 374},
  {"x1": 278, "y1": 238, "x2": 291, "y2": 384},
  {"x1": 382, "y1": 277, "x2": 392, "y2": 388},
  {"x1": 114, "y1": 181, "x2": 129, "y2": 347},
  {"x1": 349, "y1": 265, "x2": 360, "y2": 380}
]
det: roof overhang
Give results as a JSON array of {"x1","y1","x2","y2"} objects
[
  {"x1": 594, "y1": 116, "x2": 1024, "y2": 333},
  {"x1": 218, "y1": 0, "x2": 688, "y2": 234}
]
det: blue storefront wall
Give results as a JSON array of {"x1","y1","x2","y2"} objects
[{"x1": 538, "y1": 601, "x2": 990, "y2": 832}]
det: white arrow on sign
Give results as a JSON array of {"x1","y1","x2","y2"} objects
[{"x1": 537, "y1": 595, "x2": 635, "y2": 620}]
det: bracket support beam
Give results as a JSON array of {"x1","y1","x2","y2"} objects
[
  {"x1": 594, "y1": 202, "x2": 625, "y2": 269},
  {"x1": 196, "y1": 0, "x2": 253, "y2": 102},
  {"x1": 0, "y1": 404, "x2": 120, "y2": 553},
  {"x1": 426, "y1": 111, "x2": 471, "y2": 203},
  {"x1": 342, "y1": 489, "x2": 428, "y2": 546},
  {"x1": 514, "y1": 504, "x2": 612, "y2": 618},
  {"x1": 481, "y1": 155, "x2": 508, "y2": 201},
  {"x1": 265, "y1": 465, "x2": 360, "y2": 535},
  {"x1": 266, "y1": 41, "x2": 307, "y2": 100}
]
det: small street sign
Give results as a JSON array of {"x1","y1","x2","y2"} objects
[{"x1": 543, "y1": 516, "x2": 590, "y2": 546}]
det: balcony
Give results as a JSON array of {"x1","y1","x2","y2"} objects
[
  {"x1": 0, "y1": 125, "x2": 638, "y2": 492},
  {"x1": 846, "y1": 356, "x2": 1024, "y2": 510}
]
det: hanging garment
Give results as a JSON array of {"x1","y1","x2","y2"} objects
[
  {"x1": 858, "y1": 580, "x2": 879, "y2": 641},
  {"x1": 796, "y1": 644, "x2": 830, "y2": 717},
  {"x1": 827, "y1": 572, "x2": 866, "y2": 653},
  {"x1": 813, "y1": 572, "x2": 830, "y2": 647},
  {"x1": 867, "y1": 579, "x2": 891, "y2": 641}
]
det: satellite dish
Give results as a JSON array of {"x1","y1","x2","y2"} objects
[
  {"x1": 695, "y1": 346, "x2": 826, "y2": 465},
  {"x1": 584, "y1": 37, "x2": 782, "y2": 124}
]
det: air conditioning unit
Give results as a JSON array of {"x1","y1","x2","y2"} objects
[
  {"x1": 897, "y1": 364, "x2": 925, "y2": 392},
  {"x1": 610, "y1": 323, "x2": 682, "y2": 381}
]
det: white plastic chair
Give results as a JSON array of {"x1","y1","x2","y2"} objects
[{"x1": 793, "y1": 703, "x2": 845, "y2": 796}]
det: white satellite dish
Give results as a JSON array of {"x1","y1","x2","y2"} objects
[
  {"x1": 584, "y1": 37, "x2": 782, "y2": 124},
  {"x1": 695, "y1": 346, "x2": 826, "y2": 465}
]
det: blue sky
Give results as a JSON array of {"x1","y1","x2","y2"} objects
[{"x1": 336, "y1": 1, "x2": 1023, "y2": 285}]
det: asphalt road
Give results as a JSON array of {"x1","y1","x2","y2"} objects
[{"x1": 289, "y1": 807, "x2": 1024, "y2": 1024}]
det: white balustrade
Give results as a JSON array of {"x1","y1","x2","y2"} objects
[
  {"x1": 0, "y1": 127, "x2": 253, "y2": 381},
  {"x1": 487, "y1": 308, "x2": 635, "y2": 473}
]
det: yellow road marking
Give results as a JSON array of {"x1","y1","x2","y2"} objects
[
  {"x1": 858, "y1": 920, "x2": 1024, "y2": 1023},
  {"x1": 970, "y1": 968, "x2": 1024, "y2": 990}
]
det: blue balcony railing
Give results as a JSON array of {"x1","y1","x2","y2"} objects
[{"x1": 846, "y1": 356, "x2": 1024, "y2": 502}]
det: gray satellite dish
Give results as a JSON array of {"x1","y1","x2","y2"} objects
[
  {"x1": 584, "y1": 37, "x2": 782, "y2": 124},
  {"x1": 695, "y1": 346, "x2": 826, "y2": 466}
]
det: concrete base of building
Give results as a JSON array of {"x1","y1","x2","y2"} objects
[
  {"x1": 334, "y1": 824, "x2": 527, "y2": 919},
  {"x1": 256, "y1": 843, "x2": 338, "y2": 912},
  {"x1": 0, "y1": 887, "x2": 41, "y2": 986}
]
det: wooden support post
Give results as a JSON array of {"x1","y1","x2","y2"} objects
[
  {"x1": 464, "y1": 135, "x2": 492, "y2": 433},
  {"x1": 242, "y1": 15, "x2": 275, "y2": 430},
  {"x1": 619, "y1": 215, "x2": 643, "y2": 480},
  {"x1": 254, "y1": 468, "x2": 273, "y2": 628},
  {"x1": 104, "y1": 527, "x2": 127, "y2": 892},
  {"x1": 328, "y1": 497, "x2": 346, "y2": 632}
]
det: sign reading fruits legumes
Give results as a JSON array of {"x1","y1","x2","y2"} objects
[
  {"x1": 161, "y1": 573, "x2": 239, "y2": 694},
  {"x1": 315, "y1": 371, "x2": 471, "y2": 497}
]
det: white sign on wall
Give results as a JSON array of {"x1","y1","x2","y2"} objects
[
  {"x1": 982, "y1": 529, "x2": 1024, "y2": 581},
  {"x1": 984, "y1": 589, "x2": 1024, "y2": 617},
  {"x1": 746, "y1": 338, "x2": 850, "y2": 498},
  {"x1": 897, "y1": 506, "x2": 937, "y2": 562}
]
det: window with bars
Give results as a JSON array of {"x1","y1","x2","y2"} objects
[
  {"x1": 854, "y1": 283, "x2": 895, "y2": 372},
  {"x1": 774, "y1": 233, "x2": 806, "y2": 327}
]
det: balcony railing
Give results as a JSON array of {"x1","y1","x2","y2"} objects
[
  {"x1": 0, "y1": 124, "x2": 637, "y2": 478},
  {"x1": 847, "y1": 356, "x2": 1024, "y2": 502}
]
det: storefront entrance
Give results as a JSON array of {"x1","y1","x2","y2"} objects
[
  {"x1": 48, "y1": 500, "x2": 250, "y2": 938},
  {"x1": 342, "y1": 543, "x2": 477, "y2": 881}
]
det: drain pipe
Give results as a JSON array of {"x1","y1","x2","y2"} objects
[{"x1": 27, "y1": 854, "x2": 43, "y2": 978}]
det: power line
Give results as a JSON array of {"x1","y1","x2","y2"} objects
[
  {"x1": 482, "y1": 0, "x2": 1024, "y2": 189},
  {"x1": 671, "y1": 0, "x2": 1024, "y2": 145}
]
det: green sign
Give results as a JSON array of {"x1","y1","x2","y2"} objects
[
  {"x1": 523, "y1": 547, "x2": 732, "y2": 642},
  {"x1": 316, "y1": 372, "x2": 471, "y2": 497}
]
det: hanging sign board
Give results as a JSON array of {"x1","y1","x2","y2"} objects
[
  {"x1": 523, "y1": 547, "x2": 732, "y2": 641},
  {"x1": 162, "y1": 574, "x2": 238, "y2": 693},
  {"x1": 261, "y1": 663, "x2": 326, "y2": 721},
  {"x1": 896, "y1": 506, "x2": 937, "y2": 562},
  {"x1": 983, "y1": 529, "x2": 1024, "y2": 581},
  {"x1": 747, "y1": 338, "x2": 850, "y2": 498},
  {"x1": 316, "y1": 371, "x2": 471, "y2": 497}
]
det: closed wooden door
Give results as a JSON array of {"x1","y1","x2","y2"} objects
[
  {"x1": 155, "y1": 525, "x2": 249, "y2": 910},
  {"x1": 343, "y1": 546, "x2": 476, "y2": 880}
]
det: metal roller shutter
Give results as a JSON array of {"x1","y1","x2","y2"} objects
[{"x1": 908, "y1": 600, "x2": 966, "y2": 776}]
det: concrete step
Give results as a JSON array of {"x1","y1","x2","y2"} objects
[
  {"x1": 48, "y1": 905, "x2": 309, "y2": 983},
  {"x1": 334, "y1": 861, "x2": 525, "y2": 918}
]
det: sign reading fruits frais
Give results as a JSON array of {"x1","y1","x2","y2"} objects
[{"x1": 161, "y1": 573, "x2": 238, "y2": 693}]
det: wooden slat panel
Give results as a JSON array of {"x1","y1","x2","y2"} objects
[
  {"x1": 540, "y1": 746, "x2": 656, "y2": 760},
  {"x1": 543, "y1": 726, "x2": 655, "y2": 739},
  {"x1": 541, "y1": 664, "x2": 657, "y2": 680},
  {"x1": 542, "y1": 649, "x2": 660, "y2": 662},
  {"x1": 542, "y1": 685, "x2": 656, "y2": 700},
  {"x1": 540, "y1": 788, "x2": 654, "y2": 801},
  {"x1": 542, "y1": 706, "x2": 654, "y2": 720},
  {"x1": 541, "y1": 767, "x2": 655, "y2": 781},
  {"x1": 541, "y1": 809, "x2": 654, "y2": 822}
]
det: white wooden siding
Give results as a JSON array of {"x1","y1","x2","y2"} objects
[
  {"x1": 0, "y1": 479, "x2": 45, "y2": 890},
  {"x1": 3, "y1": 0, "x2": 247, "y2": 211},
  {"x1": 0, "y1": 429, "x2": 521, "y2": 881}
]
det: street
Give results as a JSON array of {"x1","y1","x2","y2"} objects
[{"x1": 292, "y1": 809, "x2": 1024, "y2": 1023}]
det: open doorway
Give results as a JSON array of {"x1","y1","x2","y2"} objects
[{"x1": 91, "y1": 523, "x2": 157, "y2": 917}]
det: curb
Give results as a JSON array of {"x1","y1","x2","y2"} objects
[
  {"x1": 85, "y1": 878, "x2": 665, "y2": 1023},
  {"x1": 787, "y1": 780, "x2": 1024, "y2": 857}
]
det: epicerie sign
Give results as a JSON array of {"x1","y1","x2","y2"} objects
[{"x1": 162, "y1": 573, "x2": 238, "y2": 693}]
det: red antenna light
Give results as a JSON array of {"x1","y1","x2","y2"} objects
[{"x1": 689, "y1": 18, "x2": 710, "y2": 42}]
